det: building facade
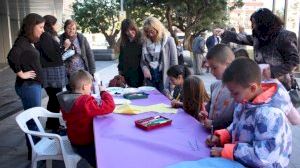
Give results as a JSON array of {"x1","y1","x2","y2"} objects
[{"x1": 0, "y1": 0, "x2": 64, "y2": 64}]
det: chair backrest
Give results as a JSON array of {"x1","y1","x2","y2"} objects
[
  {"x1": 15, "y1": 107, "x2": 62, "y2": 149},
  {"x1": 16, "y1": 107, "x2": 81, "y2": 167}
]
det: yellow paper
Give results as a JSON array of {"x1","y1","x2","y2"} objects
[
  {"x1": 113, "y1": 103, "x2": 177, "y2": 114},
  {"x1": 114, "y1": 104, "x2": 141, "y2": 114}
]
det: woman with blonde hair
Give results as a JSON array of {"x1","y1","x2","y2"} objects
[{"x1": 141, "y1": 16, "x2": 178, "y2": 93}]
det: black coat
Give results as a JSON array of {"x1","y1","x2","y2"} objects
[
  {"x1": 7, "y1": 36, "x2": 43, "y2": 85},
  {"x1": 36, "y1": 32, "x2": 63, "y2": 68},
  {"x1": 118, "y1": 40, "x2": 144, "y2": 87}
]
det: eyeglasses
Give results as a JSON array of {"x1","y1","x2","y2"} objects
[{"x1": 144, "y1": 29, "x2": 158, "y2": 35}]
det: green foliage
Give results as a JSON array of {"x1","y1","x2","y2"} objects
[
  {"x1": 72, "y1": 0, "x2": 121, "y2": 48},
  {"x1": 72, "y1": 0, "x2": 244, "y2": 49},
  {"x1": 126, "y1": 0, "x2": 243, "y2": 34}
]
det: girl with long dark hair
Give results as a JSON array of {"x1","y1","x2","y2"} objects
[{"x1": 117, "y1": 19, "x2": 144, "y2": 87}]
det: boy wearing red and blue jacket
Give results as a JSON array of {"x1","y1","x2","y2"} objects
[
  {"x1": 57, "y1": 70, "x2": 115, "y2": 168},
  {"x1": 206, "y1": 58, "x2": 292, "y2": 168}
]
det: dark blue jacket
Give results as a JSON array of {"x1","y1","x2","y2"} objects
[{"x1": 206, "y1": 35, "x2": 220, "y2": 51}]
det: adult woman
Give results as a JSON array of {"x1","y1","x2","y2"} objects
[
  {"x1": 217, "y1": 8, "x2": 299, "y2": 90},
  {"x1": 60, "y1": 19, "x2": 96, "y2": 76},
  {"x1": 117, "y1": 19, "x2": 144, "y2": 87},
  {"x1": 36, "y1": 15, "x2": 67, "y2": 131},
  {"x1": 141, "y1": 16, "x2": 178, "y2": 93},
  {"x1": 7, "y1": 13, "x2": 45, "y2": 159}
]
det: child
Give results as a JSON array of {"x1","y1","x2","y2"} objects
[
  {"x1": 183, "y1": 76, "x2": 210, "y2": 119},
  {"x1": 167, "y1": 65, "x2": 191, "y2": 108},
  {"x1": 206, "y1": 58, "x2": 292, "y2": 168},
  {"x1": 57, "y1": 70, "x2": 115, "y2": 168},
  {"x1": 199, "y1": 44, "x2": 235, "y2": 130}
]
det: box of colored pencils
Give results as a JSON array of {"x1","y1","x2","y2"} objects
[
  {"x1": 123, "y1": 92, "x2": 148, "y2": 100},
  {"x1": 135, "y1": 116, "x2": 172, "y2": 131}
]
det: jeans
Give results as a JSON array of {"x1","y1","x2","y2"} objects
[
  {"x1": 15, "y1": 81, "x2": 42, "y2": 110},
  {"x1": 145, "y1": 68, "x2": 163, "y2": 92},
  {"x1": 15, "y1": 81, "x2": 42, "y2": 160}
]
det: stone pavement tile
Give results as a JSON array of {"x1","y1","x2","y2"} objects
[
  {"x1": 94, "y1": 61, "x2": 118, "y2": 86},
  {"x1": 288, "y1": 163, "x2": 296, "y2": 168},
  {"x1": 0, "y1": 121, "x2": 25, "y2": 149},
  {"x1": 290, "y1": 139, "x2": 300, "y2": 166},
  {"x1": 0, "y1": 155, "x2": 30, "y2": 168},
  {"x1": 292, "y1": 125, "x2": 300, "y2": 140},
  {"x1": 198, "y1": 73, "x2": 217, "y2": 93}
]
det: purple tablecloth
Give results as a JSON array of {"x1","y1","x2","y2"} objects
[{"x1": 93, "y1": 90, "x2": 210, "y2": 168}]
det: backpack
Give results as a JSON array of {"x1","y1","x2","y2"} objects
[{"x1": 108, "y1": 75, "x2": 127, "y2": 88}]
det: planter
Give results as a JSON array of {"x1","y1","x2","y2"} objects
[{"x1": 93, "y1": 49, "x2": 116, "y2": 61}]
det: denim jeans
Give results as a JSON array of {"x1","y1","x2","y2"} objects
[
  {"x1": 15, "y1": 81, "x2": 42, "y2": 159},
  {"x1": 15, "y1": 81, "x2": 42, "y2": 110},
  {"x1": 145, "y1": 68, "x2": 163, "y2": 92}
]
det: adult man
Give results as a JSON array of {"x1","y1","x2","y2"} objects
[
  {"x1": 192, "y1": 32, "x2": 206, "y2": 75},
  {"x1": 206, "y1": 30, "x2": 220, "y2": 51}
]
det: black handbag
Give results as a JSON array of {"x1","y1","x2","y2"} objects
[{"x1": 289, "y1": 78, "x2": 300, "y2": 108}]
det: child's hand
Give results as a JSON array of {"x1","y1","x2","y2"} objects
[
  {"x1": 99, "y1": 85, "x2": 106, "y2": 92},
  {"x1": 171, "y1": 99, "x2": 181, "y2": 108},
  {"x1": 203, "y1": 119, "x2": 212, "y2": 129},
  {"x1": 163, "y1": 89, "x2": 173, "y2": 100},
  {"x1": 198, "y1": 110, "x2": 208, "y2": 121},
  {"x1": 205, "y1": 135, "x2": 220, "y2": 147},
  {"x1": 210, "y1": 147, "x2": 223, "y2": 157}
]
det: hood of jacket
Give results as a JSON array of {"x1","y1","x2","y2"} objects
[
  {"x1": 57, "y1": 91, "x2": 82, "y2": 113},
  {"x1": 243, "y1": 82, "x2": 278, "y2": 109}
]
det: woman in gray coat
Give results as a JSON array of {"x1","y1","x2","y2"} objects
[
  {"x1": 60, "y1": 19, "x2": 96, "y2": 76},
  {"x1": 141, "y1": 16, "x2": 178, "y2": 93}
]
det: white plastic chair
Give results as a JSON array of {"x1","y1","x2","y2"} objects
[{"x1": 15, "y1": 107, "x2": 81, "y2": 168}]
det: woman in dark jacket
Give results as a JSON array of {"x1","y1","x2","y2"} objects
[
  {"x1": 7, "y1": 13, "x2": 45, "y2": 160},
  {"x1": 216, "y1": 8, "x2": 299, "y2": 90},
  {"x1": 59, "y1": 19, "x2": 96, "y2": 76},
  {"x1": 35, "y1": 15, "x2": 67, "y2": 131},
  {"x1": 117, "y1": 19, "x2": 144, "y2": 87}
]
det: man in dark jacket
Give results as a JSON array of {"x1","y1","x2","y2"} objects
[{"x1": 206, "y1": 30, "x2": 220, "y2": 51}]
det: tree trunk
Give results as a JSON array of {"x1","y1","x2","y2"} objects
[
  {"x1": 106, "y1": 36, "x2": 116, "y2": 49},
  {"x1": 184, "y1": 30, "x2": 193, "y2": 51},
  {"x1": 165, "y1": 5, "x2": 177, "y2": 44}
]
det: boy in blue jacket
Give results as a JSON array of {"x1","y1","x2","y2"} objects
[{"x1": 206, "y1": 58, "x2": 292, "y2": 168}]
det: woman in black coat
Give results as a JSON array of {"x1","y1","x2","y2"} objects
[
  {"x1": 117, "y1": 19, "x2": 144, "y2": 87},
  {"x1": 35, "y1": 15, "x2": 67, "y2": 131},
  {"x1": 7, "y1": 13, "x2": 45, "y2": 160},
  {"x1": 216, "y1": 8, "x2": 299, "y2": 90}
]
